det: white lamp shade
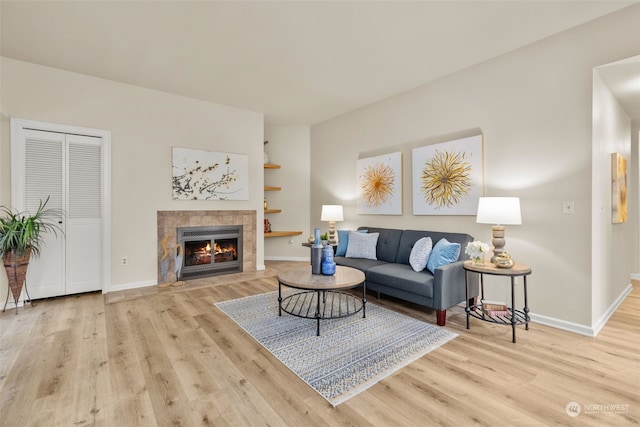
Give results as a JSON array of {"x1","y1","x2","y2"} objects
[
  {"x1": 476, "y1": 197, "x2": 522, "y2": 225},
  {"x1": 321, "y1": 205, "x2": 344, "y2": 221}
]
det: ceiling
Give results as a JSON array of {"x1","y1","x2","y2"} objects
[{"x1": 1, "y1": 1, "x2": 638, "y2": 125}]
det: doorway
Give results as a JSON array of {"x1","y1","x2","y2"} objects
[{"x1": 10, "y1": 118, "x2": 111, "y2": 299}]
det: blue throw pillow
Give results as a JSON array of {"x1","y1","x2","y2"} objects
[
  {"x1": 336, "y1": 229, "x2": 367, "y2": 257},
  {"x1": 426, "y1": 238, "x2": 461, "y2": 274},
  {"x1": 336, "y1": 230, "x2": 350, "y2": 256}
]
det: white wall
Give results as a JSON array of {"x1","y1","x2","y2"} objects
[
  {"x1": 0, "y1": 57, "x2": 264, "y2": 295},
  {"x1": 310, "y1": 5, "x2": 640, "y2": 330},
  {"x1": 264, "y1": 126, "x2": 310, "y2": 261},
  {"x1": 635, "y1": 128, "x2": 640, "y2": 277},
  {"x1": 592, "y1": 71, "x2": 632, "y2": 331}
]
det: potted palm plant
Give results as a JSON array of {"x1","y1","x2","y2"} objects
[{"x1": 0, "y1": 197, "x2": 62, "y2": 312}]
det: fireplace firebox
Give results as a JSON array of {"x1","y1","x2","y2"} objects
[{"x1": 177, "y1": 225, "x2": 243, "y2": 280}]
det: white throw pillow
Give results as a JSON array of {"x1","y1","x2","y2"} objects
[
  {"x1": 409, "y1": 237, "x2": 433, "y2": 272},
  {"x1": 345, "y1": 231, "x2": 379, "y2": 260}
]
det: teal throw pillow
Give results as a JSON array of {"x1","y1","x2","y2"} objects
[
  {"x1": 426, "y1": 238, "x2": 461, "y2": 274},
  {"x1": 336, "y1": 230, "x2": 350, "y2": 256}
]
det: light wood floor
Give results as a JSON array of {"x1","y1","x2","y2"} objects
[{"x1": 1, "y1": 261, "x2": 638, "y2": 426}]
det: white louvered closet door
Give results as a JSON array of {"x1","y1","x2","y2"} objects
[{"x1": 22, "y1": 129, "x2": 103, "y2": 299}]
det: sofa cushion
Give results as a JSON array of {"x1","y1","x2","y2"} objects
[
  {"x1": 409, "y1": 237, "x2": 432, "y2": 272},
  {"x1": 346, "y1": 231, "x2": 379, "y2": 259},
  {"x1": 358, "y1": 227, "x2": 403, "y2": 263},
  {"x1": 365, "y1": 263, "x2": 434, "y2": 299},
  {"x1": 334, "y1": 256, "x2": 388, "y2": 272},
  {"x1": 426, "y1": 238, "x2": 460, "y2": 274}
]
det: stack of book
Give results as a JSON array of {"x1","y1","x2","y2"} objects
[{"x1": 481, "y1": 300, "x2": 510, "y2": 317}]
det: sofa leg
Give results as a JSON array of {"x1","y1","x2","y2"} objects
[{"x1": 436, "y1": 310, "x2": 446, "y2": 326}]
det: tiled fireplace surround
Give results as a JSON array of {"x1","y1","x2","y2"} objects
[{"x1": 157, "y1": 210, "x2": 256, "y2": 283}]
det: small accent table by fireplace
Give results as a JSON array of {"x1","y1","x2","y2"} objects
[{"x1": 277, "y1": 265, "x2": 366, "y2": 336}]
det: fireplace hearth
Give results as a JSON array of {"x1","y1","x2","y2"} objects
[
  {"x1": 157, "y1": 210, "x2": 256, "y2": 284},
  {"x1": 177, "y1": 225, "x2": 243, "y2": 280}
]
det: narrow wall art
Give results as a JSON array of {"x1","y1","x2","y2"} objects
[
  {"x1": 412, "y1": 134, "x2": 483, "y2": 215},
  {"x1": 611, "y1": 152, "x2": 627, "y2": 223},
  {"x1": 172, "y1": 147, "x2": 249, "y2": 200},
  {"x1": 356, "y1": 152, "x2": 402, "y2": 215}
]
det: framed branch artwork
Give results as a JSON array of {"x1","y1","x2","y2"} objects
[
  {"x1": 611, "y1": 152, "x2": 627, "y2": 223},
  {"x1": 356, "y1": 152, "x2": 402, "y2": 215},
  {"x1": 172, "y1": 147, "x2": 249, "y2": 200},
  {"x1": 412, "y1": 134, "x2": 483, "y2": 215}
]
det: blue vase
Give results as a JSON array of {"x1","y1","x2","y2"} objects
[{"x1": 322, "y1": 244, "x2": 336, "y2": 276}]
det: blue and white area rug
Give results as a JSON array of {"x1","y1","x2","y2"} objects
[{"x1": 214, "y1": 291, "x2": 457, "y2": 406}]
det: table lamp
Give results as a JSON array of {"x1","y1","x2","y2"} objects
[
  {"x1": 476, "y1": 197, "x2": 521, "y2": 263},
  {"x1": 321, "y1": 205, "x2": 343, "y2": 244}
]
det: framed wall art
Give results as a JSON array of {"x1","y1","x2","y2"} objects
[
  {"x1": 172, "y1": 147, "x2": 249, "y2": 200},
  {"x1": 356, "y1": 151, "x2": 402, "y2": 215},
  {"x1": 611, "y1": 152, "x2": 627, "y2": 223},
  {"x1": 412, "y1": 134, "x2": 483, "y2": 215}
]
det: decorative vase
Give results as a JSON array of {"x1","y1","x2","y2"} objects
[
  {"x1": 311, "y1": 246, "x2": 323, "y2": 274},
  {"x1": 3, "y1": 249, "x2": 31, "y2": 307},
  {"x1": 472, "y1": 257, "x2": 484, "y2": 266},
  {"x1": 494, "y1": 252, "x2": 515, "y2": 268},
  {"x1": 321, "y1": 244, "x2": 336, "y2": 276}
]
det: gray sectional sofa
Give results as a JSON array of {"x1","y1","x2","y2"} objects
[{"x1": 335, "y1": 227, "x2": 479, "y2": 326}]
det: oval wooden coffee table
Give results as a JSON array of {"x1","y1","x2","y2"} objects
[{"x1": 277, "y1": 265, "x2": 366, "y2": 336}]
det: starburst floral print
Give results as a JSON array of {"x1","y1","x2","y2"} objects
[
  {"x1": 356, "y1": 152, "x2": 402, "y2": 215},
  {"x1": 361, "y1": 161, "x2": 395, "y2": 208},
  {"x1": 420, "y1": 149, "x2": 472, "y2": 208}
]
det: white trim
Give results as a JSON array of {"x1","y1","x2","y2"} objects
[
  {"x1": 256, "y1": 264, "x2": 266, "y2": 271},
  {"x1": 530, "y1": 283, "x2": 633, "y2": 337},
  {"x1": 107, "y1": 280, "x2": 157, "y2": 293},
  {"x1": 10, "y1": 118, "x2": 112, "y2": 294},
  {"x1": 630, "y1": 273, "x2": 640, "y2": 280},
  {"x1": 529, "y1": 313, "x2": 596, "y2": 337},
  {"x1": 591, "y1": 283, "x2": 633, "y2": 336}
]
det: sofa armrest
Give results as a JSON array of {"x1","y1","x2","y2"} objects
[{"x1": 432, "y1": 260, "x2": 479, "y2": 311}]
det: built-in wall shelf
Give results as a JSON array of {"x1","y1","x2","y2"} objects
[
  {"x1": 265, "y1": 231, "x2": 303, "y2": 238},
  {"x1": 263, "y1": 162, "x2": 302, "y2": 238}
]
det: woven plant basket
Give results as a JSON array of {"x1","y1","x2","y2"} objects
[{"x1": 3, "y1": 249, "x2": 31, "y2": 302}]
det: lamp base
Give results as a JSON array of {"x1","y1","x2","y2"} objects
[
  {"x1": 490, "y1": 225, "x2": 506, "y2": 264},
  {"x1": 328, "y1": 221, "x2": 337, "y2": 244}
]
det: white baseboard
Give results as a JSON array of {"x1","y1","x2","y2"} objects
[
  {"x1": 2, "y1": 299, "x2": 26, "y2": 309},
  {"x1": 529, "y1": 313, "x2": 595, "y2": 337},
  {"x1": 105, "y1": 280, "x2": 157, "y2": 294},
  {"x1": 530, "y1": 283, "x2": 633, "y2": 337},
  {"x1": 257, "y1": 264, "x2": 266, "y2": 271},
  {"x1": 591, "y1": 283, "x2": 633, "y2": 336},
  {"x1": 630, "y1": 273, "x2": 640, "y2": 280}
]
